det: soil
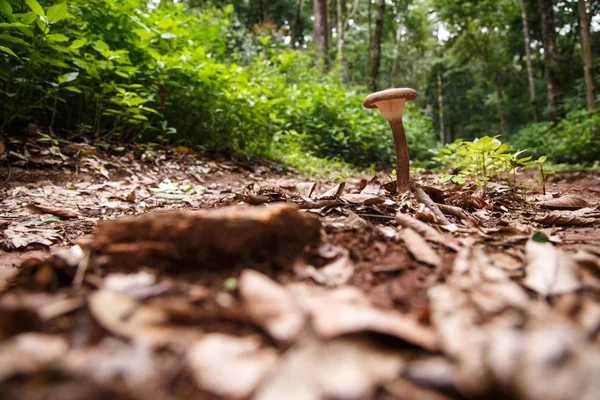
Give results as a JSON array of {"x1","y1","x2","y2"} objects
[{"x1": 0, "y1": 146, "x2": 599, "y2": 400}]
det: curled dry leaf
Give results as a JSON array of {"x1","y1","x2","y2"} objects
[
  {"x1": 0, "y1": 333, "x2": 68, "y2": 381},
  {"x1": 27, "y1": 204, "x2": 80, "y2": 219},
  {"x1": 239, "y1": 269, "x2": 305, "y2": 343},
  {"x1": 340, "y1": 193, "x2": 385, "y2": 205},
  {"x1": 537, "y1": 196, "x2": 590, "y2": 210},
  {"x1": 296, "y1": 182, "x2": 317, "y2": 198},
  {"x1": 88, "y1": 290, "x2": 202, "y2": 347},
  {"x1": 396, "y1": 213, "x2": 460, "y2": 251},
  {"x1": 414, "y1": 186, "x2": 450, "y2": 225},
  {"x1": 401, "y1": 228, "x2": 442, "y2": 267},
  {"x1": 65, "y1": 338, "x2": 165, "y2": 387},
  {"x1": 187, "y1": 333, "x2": 278, "y2": 399},
  {"x1": 533, "y1": 212, "x2": 598, "y2": 227},
  {"x1": 289, "y1": 284, "x2": 439, "y2": 351},
  {"x1": 360, "y1": 176, "x2": 382, "y2": 196},
  {"x1": 254, "y1": 335, "x2": 405, "y2": 400},
  {"x1": 318, "y1": 182, "x2": 345, "y2": 199},
  {"x1": 522, "y1": 234, "x2": 581, "y2": 296},
  {"x1": 297, "y1": 248, "x2": 354, "y2": 287}
]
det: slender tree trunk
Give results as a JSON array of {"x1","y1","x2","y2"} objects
[
  {"x1": 388, "y1": 23, "x2": 402, "y2": 88},
  {"x1": 495, "y1": 83, "x2": 505, "y2": 135},
  {"x1": 313, "y1": 0, "x2": 329, "y2": 71},
  {"x1": 437, "y1": 66, "x2": 445, "y2": 144},
  {"x1": 519, "y1": 0, "x2": 539, "y2": 121},
  {"x1": 578, "y1": 0, "x2": 596, "y2": 110},
  {"x1": 365, "y1": 0, "x2": 372, "y2": 81},
  {"x1": 291, "y1": 0, "x2": 303, "y2": 48},
  {"x1": 336, "y1": 0, "x2": 346, "y2": 80},
  {"x1": 369, "y1": 0, "x2": 384, "y2": 91},
  {"x1": 538, "y1": 0, "x2": 559, "y2": 121},
  {"x1": 327, "y1": 0, "x2": 333, "y2": 57}
]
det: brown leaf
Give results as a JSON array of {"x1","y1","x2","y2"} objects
[
  {"x1": 125, "y1": 189, "x2": 137, "y2": 203},
  {"x1": 289, "y1": 284, "x2": 439, "y2": 351},
  {"x1": 28, "y1": 204, "x2": 80, "y2": 219},
  {"x1": 234, "y1": 193, "x2": 270, "y2": 205},
  {"x1": 187, "y1": 334, "x2": 278, "y2": 399},
  {"x1": 522, "y1": 236, "x2": 581, "y2": 296},
  {"x1": 340, "y1": 193, "x2": 385, "y2": 205},
  {"x1": 401, "y1": 228, "x2": 442, "y2": 267},
  {"x1": 318, "y1": 182, "x2": 345, "y2": 199},
  {"x1": 0, "y1": 140, "x2": 5, "y2": 155},
  {"x1": 360, "y1": 176, "x2": 382, "y2": 196},
  {"x1": 254, "y1": 335, "x2": 405, "y2": 400},
  {"x1": 88, "y1": 290, "x2": 202, "y2": 347},
  {"x1": 0, "y1": 333, "x2": 68, "y2": 381},
  {"x1": 396, "y1": 213, "x2": 460, "y2": 251},
  {"x1": 534, "y1": 212, "x2": 598, "y2": 227},
  {"x1": 296, "y1": 182, "x2": 317, "y2": 198},
  {"x1": 537, "y1": 197, "x2": 590, "y2": 210},
  {"x1": 296, "y1": 249, "x2": 354, "y2": 286},
  {"x1": 239, "y1": 270, "x2": 305, "y2": 343}
]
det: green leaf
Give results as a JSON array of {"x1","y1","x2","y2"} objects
[
  {"x1": 47, "y1": 33, "x2": 69, "y2": 42},
  {"x1": 35, "y1": 18, "x2": 49, "y2": 34},
  {"x1": 21, "y1": 12, "x2": 38, "y2": 24},
  {"x1": 0, "y1": 44, "x2": 18, "y2": 58},
  {"x1": 538, "y1": 156, "x2": 547, "y2": 163},
  {"x1": 58, "y1": 71, "x2": 78, "y2": 84},
  {"x1": 70, "y1": 38, "x2": 87, "y2": 49},
  {"x1": 25, "y1": 0, "x2": 44, "y2": 17},
  {"x1": 46, "y1": 2, "x2": 68, "y2": 24},
  {"x1": 64, "y1": 86, "x2": 82, "y2": 93},
  {"x1": 0, "y1": 0, "x2": 12, "y2": 16},
  {"x1": 0, "y1": 34, "x2": 32, "y2": 47},
  {"x1": 0, "y1": 22, "x2": 29, "y2": 28},
  {"x1": 531, "y1": 232, "x2": 551, "y2": 243},
  {"x1": 94, "y1": 40, "x2": 109, "y2": 52}
]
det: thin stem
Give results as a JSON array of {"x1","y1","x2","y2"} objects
[{"x1": 388, "y1": 119, "x2": 410, "y2": 194}]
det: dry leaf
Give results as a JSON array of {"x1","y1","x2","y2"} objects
[
  {"x1": 28, "y1": 204, "x2": 80, "y2": 219},
  {"x1": 401, "y1": 228, "x2": 442, "y2": 267},
  {"x1": 522, "y1": 235, "x2": 581, "y2": 296},
  {"x1": 297, "y1": 249, "x2": 354, "y2": 286},
  {"x1": 537, "y1": 197, "x2": 590, "y2": 210},
  {"x1": 3, "y1": 227, "x2": 60, "y2": 249},
  {"x1": 88, "y1": 290, "x2": 202, "y2": 347},
  {"x1": 340, "y1": 193, "x2": 385, "y2": 204},
  {"x1": 533, "y1": 212, "x2": 598, "y2": 227},
  {"x1": 289, "y1": 284, "x2": 439, "y2": 351},
  {"x1": 187, "y1": 334, "x2": 278, "y2": 399},
  {"x1": 0, "y1": 333, "x2": 68, "y2": 381},
  {"x1": 360, "y1": 176, "x2": 382, "y2": 196},
  {"x1": 239, "y1": 270, "x2": 305, "y2": 343},
  {"x1": 396, "y1": 213, "x2": 460, "y2": 251},
  {"x1": 318, "y1": 182, "x2": 345, "y2": 199},
  {"x1": 254, "y1": 335, "x2": 405, "y2": 400},
  {"x1": 296, "y1": 182, "x2": 317, "y2": 198},
  {"x1": 65, "y1": 338, "x2": 165, "y2": 387}
]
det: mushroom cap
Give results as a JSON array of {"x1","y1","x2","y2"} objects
[{"x1": 363, "y1": 88, "x2": 418, "y2": 109}]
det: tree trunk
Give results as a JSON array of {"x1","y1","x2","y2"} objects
[
  {"x1": 388, "y1": 23, "x2": 402, "y2": 88},
  {"x1": 327, "y1": 0, "x2": 333, "y2": 57},
  {"x1": 578, "y1": 0, "x2": 596, "y2": 110},
  {"x1": 519, "y1": 0, "x2": 539, "y2": 121},
  {"x1": 336, "y1": 0, "x2": 346, "y2": 80},
  {"x1": 365, "y1": 0, "x2": 372, "y2": 81},
  {"x1": 369, "y1": 0, "x2": 384, "y2": 91},
  {"x1": 437, "y1": 66, "x2": 445, "y2": 144},
  {"x1": 495, "y1": 84, "x2": 505, "y2": 136},
  {"x1": 313, "y1": 0, "x2": 329, "y2": 71},
  {"x1": 538, "y1": 0, "x2": 559, "y2": 121},
  {"x1": 291, "y1": 0, "x2": 303, "y2": 48}
]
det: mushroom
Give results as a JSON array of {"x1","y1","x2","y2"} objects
[{"x1": 363, "y1": 88, "x2": 418, "y2": 194}]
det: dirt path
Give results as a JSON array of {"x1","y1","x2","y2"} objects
[{"x1": 1, "y1": 150, "x2": 599, "y2": 400}]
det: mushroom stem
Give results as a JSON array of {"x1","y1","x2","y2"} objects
[{"x1": 389, "y1": 119, "x2": 410, "y2": 194}]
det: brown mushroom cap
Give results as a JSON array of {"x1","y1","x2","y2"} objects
[{"x1": 363, "y1": 88, "x2": 418, "y2": 109}]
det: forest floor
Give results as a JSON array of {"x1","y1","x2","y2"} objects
[{"x1": 0, "y1": 139, "x2": 599, "y2": 400}]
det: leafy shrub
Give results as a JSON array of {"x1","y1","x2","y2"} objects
[
  {"x1": 0, "y1": 0, "x2": 436, "y2": 168},
  {"x1": 510, "y1": 110, "x2": 600, "y2": 165}
]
